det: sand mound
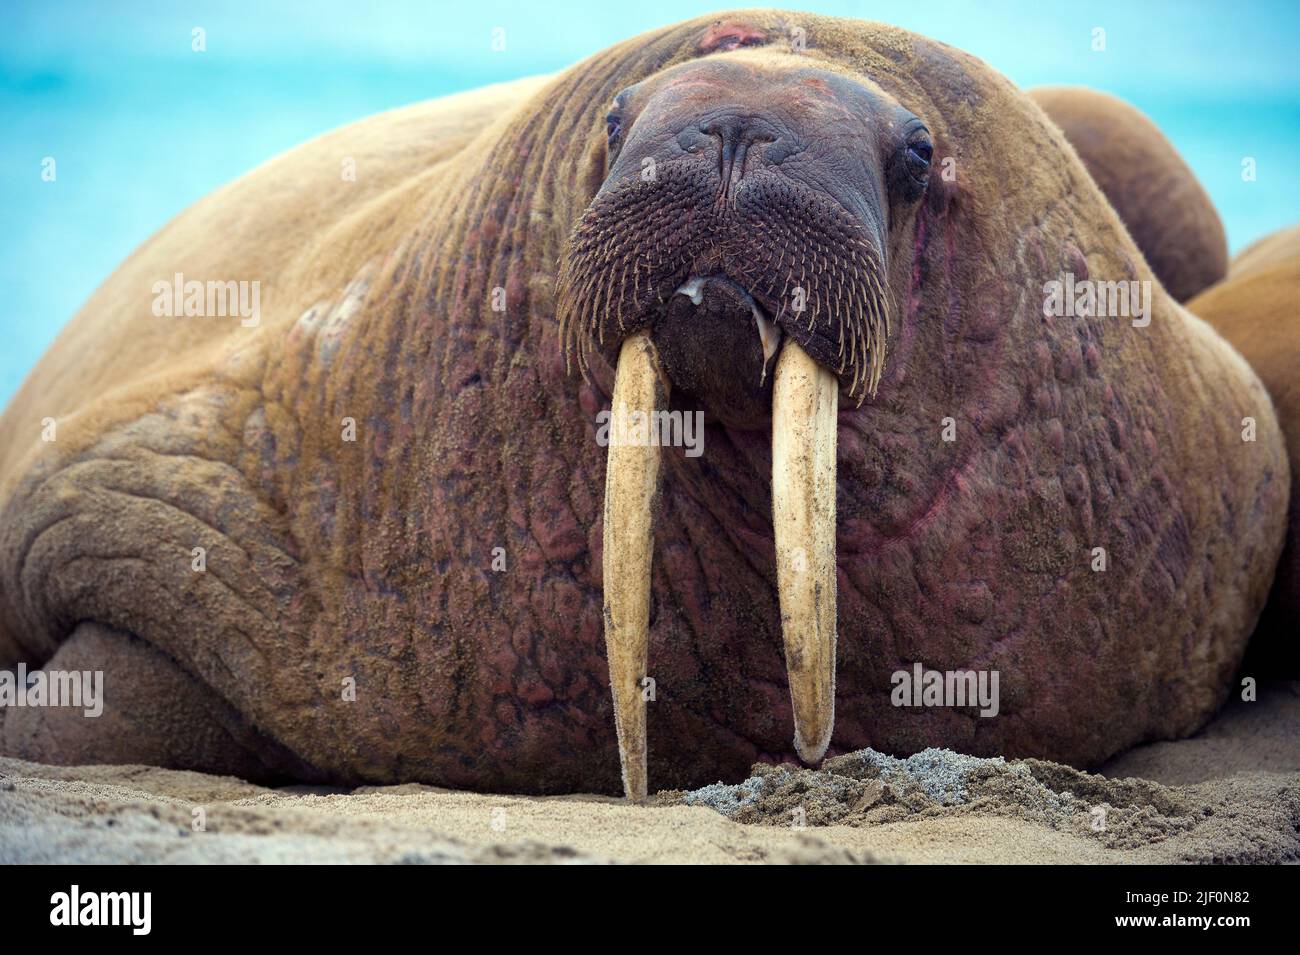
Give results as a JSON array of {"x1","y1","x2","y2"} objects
[
  {"x1": 666, "y1": 748, "x2": 1298, "y2": 862},
  {"x1": 2, "y1": 683, "x2": 1297, "y2": 864}
]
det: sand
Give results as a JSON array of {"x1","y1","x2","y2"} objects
[{"x1": 2, "y1": 682, "x2": 1296, "y2": 864}]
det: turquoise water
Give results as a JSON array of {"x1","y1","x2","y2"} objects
[{"x1": 2, "y1": 0, "x2": 1298, "y2": 407}]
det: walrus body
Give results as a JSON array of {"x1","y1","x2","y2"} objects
[
  {"x1": 0, "y1": 13, "x2": 1288, "y2": 794},
  {"x1": 1028, "y1": 86, "x2": 1228, "y2": 302},
  {"x1": 1034, "y1": 84, "x2": 1298, "y2": 673},
  {"x1": 1187, "y1": 226, "x2": 1300, "y2": 666}
]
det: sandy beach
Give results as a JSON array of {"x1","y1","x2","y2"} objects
[{"x1": 4, "y1": 681, "x2": 1295, "y2": 864}]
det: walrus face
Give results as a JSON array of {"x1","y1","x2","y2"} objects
[
  {"x1": 556, "y1": 51, "x2": 935, "y2": 798},
  {"x1": 560, "y1": 54, "x2": 933, "y2": 414}
]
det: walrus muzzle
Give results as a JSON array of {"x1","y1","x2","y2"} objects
[{"x1": 558, "y1": 163, "x2": 890, "y2": 401}]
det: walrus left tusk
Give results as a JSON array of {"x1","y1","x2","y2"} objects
[
  {"x1": 771, "y1": 339, "x2": 839, "y2": 764},
  {"x1": 602, "y1": 330, "x2": 667, "y2": 801}
]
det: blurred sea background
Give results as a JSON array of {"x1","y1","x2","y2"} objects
[{"x1": 2, "y1": 0, "x2": 1298, "y2": 406}]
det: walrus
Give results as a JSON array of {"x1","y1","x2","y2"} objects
[
  {"x1": 0, "y1": 12, "x2": 1288, "y2": 799},
  {"x1": 1027, "y1": 86, "x2": 1229, "y2": 303},
  {"x1": 1187, "y1": 225, "x2": 1300, "y2": 670},
  {"x1": 1219, "y1": 223, "x2": 1300, "y2": 280}
]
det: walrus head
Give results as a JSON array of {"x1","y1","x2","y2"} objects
[
  {"x1": 557, "y1": 48, "x2": 937, "y2": 798},
  {"x1": 559, "y1": 52, "x2": 932, "y2": 413}
]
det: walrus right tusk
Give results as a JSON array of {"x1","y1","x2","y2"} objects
[
  {"x1": 771, "y1": 339, "x2": 839, "y2": 765},
  {"x1": 602, "y1": 330, "x2": 667, "y2": 801}
]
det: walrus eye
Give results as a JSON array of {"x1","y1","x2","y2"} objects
[
  {"x1": 890, "y1": 129, "x2": 933, "y2": 202},
  {"x1": 604, "y1": 111, "x2": 626, "y2": 166},
  {"x1": 905, "y1": 137, "x2": 932, "y2": 179}
]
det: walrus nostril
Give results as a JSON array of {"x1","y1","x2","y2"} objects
[
  {"x1": 699, "y1": 116, "x2": 778, "y2": 199},
  {"x1": 699, "y1": 115, "x2": 773, "y2": 151}
]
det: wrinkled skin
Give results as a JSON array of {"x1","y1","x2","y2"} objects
[
  {"x1": 1037, "y1": 81, "x2": 1298, "y2": 675},
  {"x1": 0, "y1": 12, "x2": 1288, "y2": 793}
]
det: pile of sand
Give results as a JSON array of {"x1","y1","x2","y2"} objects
[
  {"x1": 665, "y1": 747, "x2": 1296, "y2": 862},
  {"x1": 3, "y1": 683, "x2": 1296, "y2": 864}
]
